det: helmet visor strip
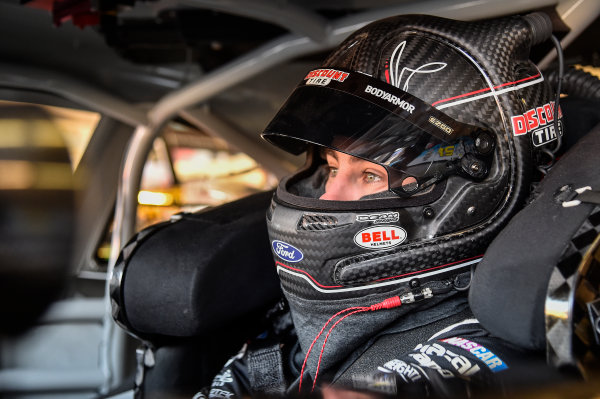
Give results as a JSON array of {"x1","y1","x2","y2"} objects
[{"x1": 263, "y1": 69, "x2": 493, "y2": 196}]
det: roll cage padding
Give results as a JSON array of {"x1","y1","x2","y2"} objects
[{"x1": 111, "y1": 190, "x2": 282, "y2": 339}]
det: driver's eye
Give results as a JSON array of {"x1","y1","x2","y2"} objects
[{"x1": 364, "y1": 172, "x2": 382, "y2": 183}]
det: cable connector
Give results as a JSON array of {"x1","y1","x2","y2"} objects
[
  {"x1": 368, "y1": 288, "x2": 435, "y2": 311},
  {"x1": 401, "y1": 287, "x2": 433, "y2": 304}
]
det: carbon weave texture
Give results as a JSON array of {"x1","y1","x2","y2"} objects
[
  {"x1": 270, "y1": 204, "x2": 362, "y2": 285},
  {"x1": 269, "y1": 200, "x2": 480, "y2": 300},
  {"x1": 325, "y1": 15, "x2": 533, "y2": 124},
  {"x1": 325, "y1": 14, "x2": 550, "y2": 194},
  {"x1": 334, "y1": 239, "x2": 479, "y2": 285},
  {"x1": 325, "y1": 13, "x2": 547, "y2": 230},
  {"x1": 268, "y1": 14, "x2": 557, "y2": 301}
]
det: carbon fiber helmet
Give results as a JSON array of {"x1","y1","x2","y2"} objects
[{"x1": 263, "y1": 14, "x2": 560, "y2": 304}]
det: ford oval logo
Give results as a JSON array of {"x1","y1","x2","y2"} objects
[{"x1": 272, "y1": 240, "x2": 304, "y2": 263}]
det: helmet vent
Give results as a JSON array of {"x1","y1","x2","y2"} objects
[{"x1": 298, "y1": 214, "x2": 342, "y2": 231}]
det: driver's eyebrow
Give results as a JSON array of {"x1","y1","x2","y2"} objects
[{"x1": 322, "y1": 148, "x2": 338, "y2": 160}]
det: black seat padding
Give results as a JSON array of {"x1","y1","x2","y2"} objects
[
  {"x1": 470, "y1": 124, "x2": 600, "y2": 350},
  {"x1": 112, "y1": 190, "x2": 282, "y2": 339}
]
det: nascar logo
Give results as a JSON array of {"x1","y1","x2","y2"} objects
[{"x1": 441, "y1": 337, "x2": 508, "y2": 372}]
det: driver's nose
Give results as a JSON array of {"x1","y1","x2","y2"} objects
[{"x1": 320, "y1": 174, "x2": 361, "y2": 201}]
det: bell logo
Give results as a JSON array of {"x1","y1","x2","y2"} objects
[{"x1": 354, "y1": 226, "x2": 407, "y2": 250}]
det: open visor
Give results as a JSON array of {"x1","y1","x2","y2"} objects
[{"x1": 262, "y1": 69, "x2": 494, "y2": 196}]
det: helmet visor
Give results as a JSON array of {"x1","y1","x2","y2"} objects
[{"x1": 263, "y1": 69, "x2": 491, "y2": 195}]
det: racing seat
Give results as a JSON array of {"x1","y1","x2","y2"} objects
[{"x1": 110, "y1": 190, "x2": 283, "y2": 398}]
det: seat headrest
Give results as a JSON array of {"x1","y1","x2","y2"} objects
[{"x1": 111, "y1": 190, "x2": 282, "y2": 339}]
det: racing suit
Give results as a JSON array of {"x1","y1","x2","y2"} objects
[{"x1": 194, "y1": 295, "x2": 566, "y2": 398}]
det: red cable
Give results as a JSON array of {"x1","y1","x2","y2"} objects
[
  {"x1": 369, "y1": 296, "x2": 402, "y2": 311},
  {"x1": 298, "y1": 306, "x2": 366, "y2": 392},
  {"x1": 299, "y1": 296, "x2": 403, "y2": 393},
  {"x1": 312, "y1": 308, "x2": 368, "y2": 391}
]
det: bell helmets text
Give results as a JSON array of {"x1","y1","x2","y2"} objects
[{"x1": 354, "y1": 226, "x2": 407, "y2": 250}]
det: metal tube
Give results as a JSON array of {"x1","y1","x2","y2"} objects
[
  {"x1": 0, "y1": 63, "x2": 146, "y2": 127},
  {"x1": 104, "y1": 123, "x2": 160, "y2": 393},
  {"x1": 123, "y1": 0, "x2": 560, "y2": 249},
  {"x1": 148, "y1": 34, "x2": 319, "y2": 127},
  {"x1": 180, "y1": 107, "x2": 297, "y2": 179},
  {"x1": 538, "y1": 0, "x2": 600, "y2": 70}
]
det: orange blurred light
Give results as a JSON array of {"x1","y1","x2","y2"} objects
[{"x1": 137, "y1": 190, "x2": 174, "y2": 206}]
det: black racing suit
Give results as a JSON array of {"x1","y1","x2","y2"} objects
[{"x1": 194, "y1": 298, "x2": 568, "y2": 398}]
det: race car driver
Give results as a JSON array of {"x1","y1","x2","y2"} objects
[{"x1": 195, "y1": 12, "x2": 568, "y2": 398}]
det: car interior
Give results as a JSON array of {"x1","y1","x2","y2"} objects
[{"x1": 1, "y1": 0, "x2": 600, "y2": 398}]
